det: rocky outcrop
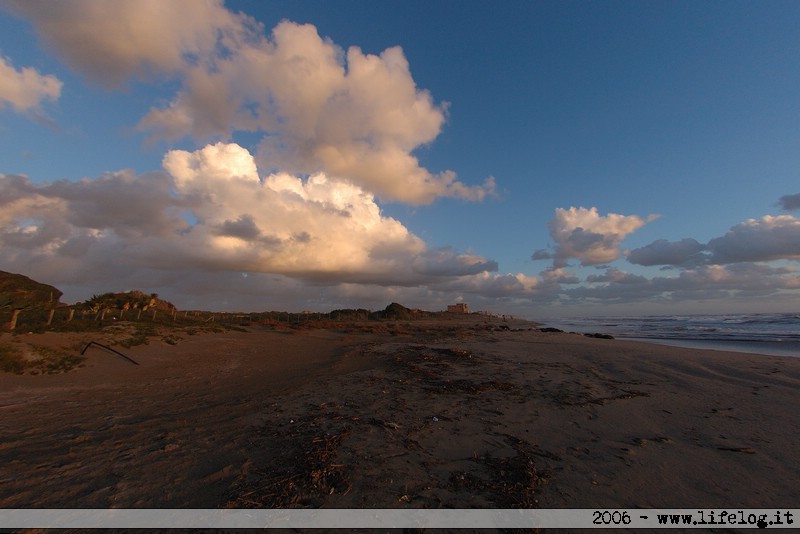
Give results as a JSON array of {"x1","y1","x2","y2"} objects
[{"x1": 0, "y1": 270, "x2": 63, "y2": 310}]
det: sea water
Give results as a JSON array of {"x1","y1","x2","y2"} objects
[{"x1": 541, "y1": 313, "x2": 800, "y2": 358}]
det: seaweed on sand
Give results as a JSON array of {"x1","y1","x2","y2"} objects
[
  {"x1": 227, "y1": 415, "x2": 352, "y2": 508},
  {"x1": 448, "y1": 435, "x2": 548, "y2": 509}
]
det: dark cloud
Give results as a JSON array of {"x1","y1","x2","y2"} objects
[
  {"x1": 440, "y1": 272, "x2": 538, "y2": 298},
  {"x1": 706, "y1": 216, "x2": 800, "y2": 263},
  {"x1": 410, "y1": 247, "x2": 499, "y2": 278},
  {"x1": 628, "y1": 213, "x2": 800, "y2": 267},
  {"x1": 531, "y1": 249, "x2": 553, "y2": 261},
  {"x1": 626, "y1": 238, "x2": 707, "y2": 267},
  {"x1": 216, "y1": 214, "x2": 261, "y2": 240},
  {"x1": 586, "y1": 268, "x2": 648, "y2": 285},
  {"x1": 564, "y1": 263, "x2": 800, "y2": 305},
  {"x1": 44, "y1": 171, "x2": 184, "y2": 238},
  {"x1": 777, "y1": 193, "x2": 800, "y2": 211}
]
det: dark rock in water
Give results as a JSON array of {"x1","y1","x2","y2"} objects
[
  {"x1": 584, "y1": 332, "x2": 615, "y2": 340},
  {"x1": 538, "y1": 327, "x2": 564, "y2": 333}
]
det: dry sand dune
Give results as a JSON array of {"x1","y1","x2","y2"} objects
[{"x1": 1, "y1": 315, "x2": 798, "y2": 519}]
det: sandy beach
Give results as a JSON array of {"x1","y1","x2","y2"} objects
[{"x1": 1, "y1": 315, "x2": 798, "y2": 520}]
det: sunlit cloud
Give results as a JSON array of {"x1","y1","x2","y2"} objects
[
  {"x1": 538, "y1": 206, "x2": 657, "y2": 268},
  {"x1": 0, "y1": 143, "x2": 502, "y2": 304},
  {"x1": 2, "y1": 0, "x2": 248, "y2": 88},
  {"x1": 532, "y1": 197, "x2": 800, "y2": 309},
  {"x1": 0, "y1": 55, "x2": 61, "y2": 114},
  {"x1": 8, "y1": 1, "x2": 493, "y2": 204}
]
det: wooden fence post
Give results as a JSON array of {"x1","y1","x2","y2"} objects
[{"x1": 8, "y1": 309, "x2": 21, "y2": 331}]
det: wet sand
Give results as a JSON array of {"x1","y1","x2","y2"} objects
[{"x1": 1, "y1": 315, "x2": 798, "y2": 516}]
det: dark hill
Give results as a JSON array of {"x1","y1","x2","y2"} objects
[
  {"x1": 0, "y1": 270, "x2": 63, "y2": 310},
  {"x1": 371, "y1": 302, "x2": 414, "y2": 320}
]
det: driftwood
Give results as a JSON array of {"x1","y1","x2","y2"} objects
[{"x1": 80, "y1": 341, "x2": 140, "y2": 366}]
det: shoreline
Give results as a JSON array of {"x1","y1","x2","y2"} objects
[
  {"x1": 538, "y1": 314, "x2": 799, "y2": 359},
  {"x1": 622, "y1": 336, "x2": 800, "y2": 358},
  {"x1": 1, "y1": 316, "x2": 798, "y2": 513}
]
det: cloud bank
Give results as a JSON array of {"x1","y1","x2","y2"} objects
[
  {"x1": 528, "y1": 203, "x2": 800, "y2": 312},
  {"x1": 627, "y1": 215, "x2": 800, "y2": 267},
  {"x1": 0, "y1": 142, "x2": 516, "y2": 308},
  {"x1": 3, "y1": 155, "x2": 798, "y2": 312}
]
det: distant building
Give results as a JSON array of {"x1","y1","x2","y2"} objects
[{"x1": 447, "y1": 303, "x2": 469, "y2": 314}]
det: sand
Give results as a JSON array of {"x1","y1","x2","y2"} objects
[{"x1": 1, "y1": 315, "x2": 798, "y2": 516}]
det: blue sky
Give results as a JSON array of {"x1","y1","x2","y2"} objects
[{"x1": 1, "y1": 0, "x2": 799, "y2": 317}]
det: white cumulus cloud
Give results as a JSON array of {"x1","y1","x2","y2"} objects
[
  {"x1": 160, "y1": 143, "x2": 430, "y2": 278},
  {"x1": 0, "y1": 143, "x2": 502, "y2": 302},
  {"x1": 7, "y1": 1, "x2": 493, "y2": 204}
]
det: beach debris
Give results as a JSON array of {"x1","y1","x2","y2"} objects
[
  {"x1": 554, "y1": 388, "x2": 649, "y2": 407},
  {"x1": 432, "y1": 416, "x2": 439, "y2": 422},
  {"x1": 717, "y1": 446, "x2": 756, "y2": 454},
  {"x1": 447, "y1": 435, "x2": 546, "y2": 508},
  {"x1": 430, "y1": 347, "x2": 473, "y2": 358},
  {"x1": 80, "y1": 341, "x2": 139, "y2": 365},
  {"x1": 228, "y1": 422, "x2": 352, "y2": 508},
  {"x1": 367, "y1": 417, "x2": 400, "y2": 430}
]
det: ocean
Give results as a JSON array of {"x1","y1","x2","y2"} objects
[{"x1": 541, "y1": 313, "x2": 800, "y2": 358}]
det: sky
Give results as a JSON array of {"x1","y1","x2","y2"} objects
[{"x1": 1, "y1": 0, "x2": 799, "y2": 318}]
